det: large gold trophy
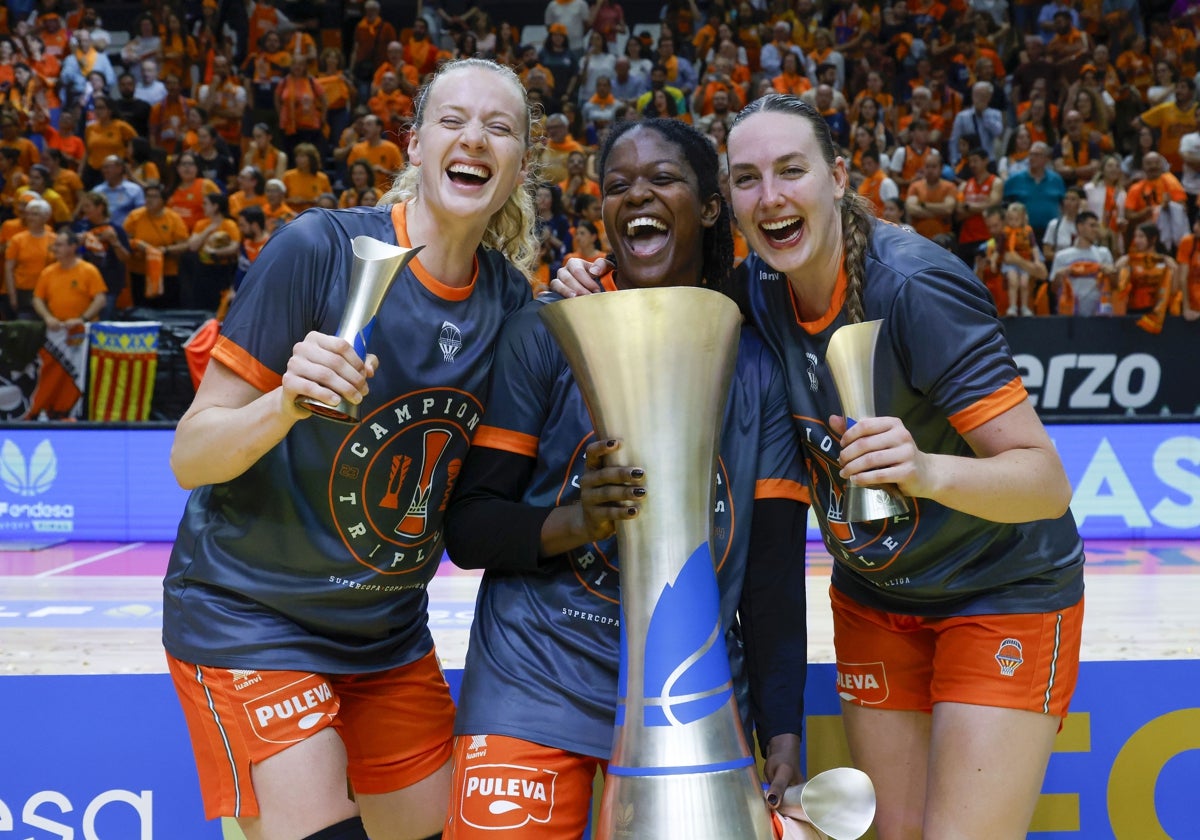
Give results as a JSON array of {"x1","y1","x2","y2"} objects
[
  {"x1": 540, "y1": 286, "x2": 775, "y2": 840},
  {"x1": 297, "y1": 236, "x2": 423, "y2": 423}
]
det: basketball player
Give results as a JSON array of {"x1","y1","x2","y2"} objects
[
  {"x1": 442, "y1": 119, "x2": 811, "y2": 839},
  {"x1": 162, "y1": 59, "x2": 539, "y2": 840},
  {"x1": 556, "y1": 94, "x2": 1085, "y2": 840}
]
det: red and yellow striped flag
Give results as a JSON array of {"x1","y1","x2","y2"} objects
[{"x1": 87, "y1": 321, "x2": 161, "y2": 421}]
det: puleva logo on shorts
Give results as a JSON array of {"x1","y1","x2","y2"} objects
[
  {"x1": 459, "y1": 764, "x2": 557, "y2": 830},
  {"x1": 618, "y1": 542, "x2": 733, "y2": 728},
  {"x1": 836, "y1": 661, "x2": 889, "y2": 705},
  {"x1": 243, "y1": 674, "x2": 337, "y2": 744},
  {"x1": 330, "y1": 388, "x2": 482, "y2": 575}
]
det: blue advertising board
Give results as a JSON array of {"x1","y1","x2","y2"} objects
[
  {"x1": 0, "y1": 663, "x2": 1194, "y2": 840},
  {"x1": 0, "y1": 423, "x2": 1196, "y2": 542}
]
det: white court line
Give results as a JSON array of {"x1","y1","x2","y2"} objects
[{"x1": 33, "y1": 542, "x2": 146, "y2": 578}]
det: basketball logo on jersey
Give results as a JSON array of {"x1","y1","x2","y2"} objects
[
  {"x1": 330, "y1": 388, "x2": 482, "y2": 575},
  {"x1": 995, "y1": 638, "x2": 1024, "y2": 676},
  {"x1": 439, "y1": 320, "x2": 463, "y2": 362},
  {"x1": 801, "y1": 419, "x2": 916, "y2": 573},
  {"x1": 459, "y1": 764, "x2": 557, "y2": 830}
]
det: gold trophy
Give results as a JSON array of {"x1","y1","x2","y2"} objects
[
  {"x1": 540, "y1": 286, "x2": 775, "y2": 840},
  {"x1": 824, "y1": 320, "x2": 910, "y2": 522},
  {"x1": 297, "y1": 236, "x2": 423, "y2": 423}
]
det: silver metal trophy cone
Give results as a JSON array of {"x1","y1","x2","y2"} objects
[
  {"x1": 824, "y1": 320, "x2": 910, "y2": 522},
  {"x1": 540, "y1": 287, "x2": 774, "y2": 840},
  {"x1": 297, "y1": 236, "x2": 423, "y2": 423},
  {"x1": 779, "y1": 767, "x2": 877, "y2": 840}
]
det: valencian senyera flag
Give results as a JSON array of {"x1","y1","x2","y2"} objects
[{"x1": 88, "y1": 321, "x2": 161, "y2": 421}]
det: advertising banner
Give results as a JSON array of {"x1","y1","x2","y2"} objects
[{"x1": 1006, "y1": 317, "x2": 1200, "y2": 419}]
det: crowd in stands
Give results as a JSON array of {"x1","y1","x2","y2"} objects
[{"x1": 0, "y1": 0, "x2": 1198, "y2": 332}]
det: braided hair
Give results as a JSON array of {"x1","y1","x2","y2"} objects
[
  {"x1": 729, "y1": 94, "x2": 875, "y2": 324},
  {"x1": 597, "y1": 117, "x2": 735, "y2": 298}
]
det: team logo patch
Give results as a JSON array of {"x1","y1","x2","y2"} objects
[
  {"x1": 995, "y1": 638, "x2": 1024, "y2": 677},
  {"x1": 459, "y1": 764, "x2": 557, "y2": 830},
  {"x1": 439, "y1": 321, "x2": 463, "y2": 362},
  {"x1": 243, "y1": 674, "x2": 337, "y2": 744},
  {"x1": 801, "y1": 418, "x2": 916, "y2": 573},
  {"x1": 330, "y1": 389, "x2": 482, "y2": 575},
  {"x1": 836, "y1": 661, "x2": 889, "y2": 705}
]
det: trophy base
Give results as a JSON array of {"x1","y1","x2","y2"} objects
[
  {"x1": 295, "y1": 396, "x2": 360, "y2": 424},
  {"x1": 845, "y1": 485, "x2": 909, "y2": 522},
  {"x1": 596, "y1": 765, "x2": 775, "y2": 840}
]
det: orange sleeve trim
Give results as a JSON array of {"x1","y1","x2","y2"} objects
[
  {"x1": 210, "y1": 335, "x2": 283, "y2": 394},
  {"x1": 472, "y1": 425, "x2": 539, "y2": 457},
  {"x1": 754, "y1": 478, "x2": 810, "y2": 504},
  {"x1": 947, "y1": 376, "x2": 1028, "y2": 434}
]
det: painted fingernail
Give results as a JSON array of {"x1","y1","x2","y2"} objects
[
  {"x1": 630, "y1": 468, "x2": 644, "y2": 478},
  {"x1": 766, "y1": 793, "x2": 779, "y2": 807},
  {"x1": 607, "y1": 439, "x2": 618, "y2": 447},
  {"x1": 627, "y1": 507, "x2": 638, "y2": 516},
  {"x1": 632, "y1": 487, "x2": 646, "y2": 497}
]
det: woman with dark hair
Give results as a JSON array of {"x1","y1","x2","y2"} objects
[
  {"x1": 275, "y1": 54, "x2": 327, "y2": 160},
  {"x1": 539, "y1": 24, "x2": 578, "y2": 106},
  {"x1": 338, "y1": 158, "x2": 379, "y2": 208},
  {"x1": 75, "y1": 190, "x2": 132, "y2": 318},
  {"x1": 185, "y1": 189, "x2": 241, "y2": 312},
  {"x1": 229, "y1": 165, "x2": 267, "y2": 217},
  {"x1": 556, "y1": 94, "x2": 1085, "y2": 840},
  {"x1": 81, "y1": 96, "x2": 136, "y2": 189},
  {"x1": 166, "y1": 151, "x2": 222, "y2": 231},
  {"x1": 445, "y1": 117, "x2": 809, "y2": 838},
  {"x1": 1113, "y1": 222, "x2": 1176, "y2": 331},
  {"x1": 194, "y1": 122, "x2": 238, "y2": 191},
  {"x1": 242, "y1": 120, "x2": 288, "y2": 181},
  {"x1": 316, "y1": 47, "x2": 354, "y2": 158}
]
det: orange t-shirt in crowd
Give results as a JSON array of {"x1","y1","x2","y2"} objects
[
  {"x1": 124, "y1": 207, "x2": 190, "y2": 276},
  {"x1": 282, "y1": 168, "x2": 331, "y2": 211},
  {"x1": 168, "y1": 178, "x2": 223, "y2": 231},
  {"x1": 349, "y1": 139, "x2": 404, "y2": 191},
  {"x1": 52, "y1": 169, "x2": 84, "y2": 213},
  {"x1": 5, "y1": 229, "x2": 54, "y2": 291},
  {"x1": 907, "y1": 178, "x2": 957, "y2": 239},
  {"x1": 84, "y1": 120, "x2": 137, "y2": 170},
  {"x1": 34, "y1": 259, "x2": 107, "y2": 320},
  {"x1": 229, "y1": 192, "x2": 268, "y2": 218}
]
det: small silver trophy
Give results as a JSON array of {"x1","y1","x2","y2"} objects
[
  {"x1": 297, "y1": 236, "x2": 423, "y2": 423},
  {"x1": 825, "y1": 319, "x2": 910, "y2": 522},
  {"x1": 778, "y1": 767, "x2": 877, "y2": 840}
]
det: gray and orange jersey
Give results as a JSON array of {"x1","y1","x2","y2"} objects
[
  {"x1": 742, "y1": 220, "x2": 1084, "y2": 618},
  {"x1": 163, "y1": 203, "x2": 532, "y2": 675}
]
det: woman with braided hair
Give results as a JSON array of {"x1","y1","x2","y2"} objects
[{"x1": 554, "y1": 93, "x2": 1085, "y2": 840}]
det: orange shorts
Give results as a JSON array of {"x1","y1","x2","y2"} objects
[
  {"x1": 167, "y1": 648, "x2": 455, "y2": 819},
  {"x1": 830, "y1": 586, "x2": 1083, "y2": 718},
  {"x1": 444, "y1": 734, "x2": 605, "y2": 839}
]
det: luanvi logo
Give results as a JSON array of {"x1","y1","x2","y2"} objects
[{"x1": 0, "y1": 439, "x2": 56, "y2": 496}]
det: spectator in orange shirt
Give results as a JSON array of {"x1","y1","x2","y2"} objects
[
  {"x1": 349, "y1": 0, "x2": 398, "y2": 93},
  {"x1": 370, "y1": 41, "x2": 420, "y2": 97},
  {"x1": 905, "y1": 149, "x2": 958, "y2": 240},
  {"x1": 82, "y1": 97, "x2": 137, "y2": 188},
  {"x1": 262, "y1": 177, "x2": 296, "y2": 231},
  {"x1": 33, "y1": 229, "x2": 107, "y2": 328},
  {"x1": 275, "y1": 58, "x2": 326, "y2": 160},
  {"x1": 243, "y1": 122, "x2": 288, "y2": 181},
  {"x1": 282, "y1": 143, "x2": 331, "y2": 213},
  {"x1": 4, "y1": 198, "x2": 52, "y2": 318},
  {"x1": 229, "y1": 166, "x2": 268, "y2": 218},
  {"x1": 186, "y1": 191, "x2": 241, "y2": 313},
  {"x1": 348, "y1": 113, "x2": 403, "y2": 191},
  {"x1": 124, "y1": 181, "x2": 192, "y2": 309},
  {"x1": 403, "y1": 17, "x2": 442, "y2": 79},
  {"x1": 367, "y1": 71, "x2": 413, "y2": 141}
]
